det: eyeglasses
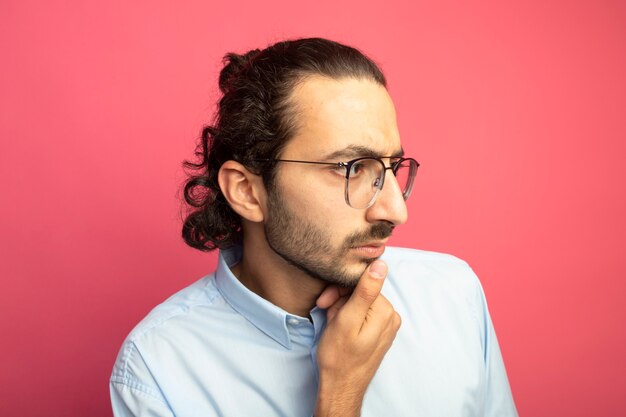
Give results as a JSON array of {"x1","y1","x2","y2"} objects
[{"x1": 260, "y1": 156, "x2": 419, "y2": 209}]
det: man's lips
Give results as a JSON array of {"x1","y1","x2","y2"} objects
[{"x1": 351, "y1": 242, "x2": 387, "y2": 257}]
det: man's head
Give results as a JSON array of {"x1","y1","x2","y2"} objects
[{"x1": 182, "y1": 38, "x2": 416, "y2": 285}]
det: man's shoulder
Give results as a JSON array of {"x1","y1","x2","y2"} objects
[
  {"x1": 382, "y1": 246, "x2": 480, "y2": 291},
  {"x1": 111, "y1": 273, "x2": 223, "y2": 383},
  {"x1": 383, "y1": 246, "x2": 470, "y2": 266},
  {"x1": 380, "y1": 247, "x2": 485, "y2": 331},
  {"x1": 123, "y1": 273, "x2": 221, "y2": 345}
]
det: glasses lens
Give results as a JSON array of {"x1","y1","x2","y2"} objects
[
  {"x1": 393, "y1": 159, "x2": 416, "y2": 200},
  {"x1": 346, "y1": 158, "x2": 384, "y2": 208}
]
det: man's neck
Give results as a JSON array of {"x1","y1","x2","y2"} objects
[{"x1": 229, "y1": 232, "x2": 326, "y2": 318}]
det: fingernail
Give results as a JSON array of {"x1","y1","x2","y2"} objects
[{"x1": 369, "y1": 260, "x2": 387, "y2": 279}]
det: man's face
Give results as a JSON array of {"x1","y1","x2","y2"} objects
[{"x1": 264, "y1": 76, "x2": 408, "y2": 287}]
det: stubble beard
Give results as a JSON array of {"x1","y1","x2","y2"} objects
[{"x1": 264, "y1": 188, "x2": 394, "y2": 287}]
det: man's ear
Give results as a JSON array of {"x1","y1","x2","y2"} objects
[{"x1": 218, "y1": 160, "x2": 266, "y2": 223}]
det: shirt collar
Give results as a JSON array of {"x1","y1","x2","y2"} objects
[{"x1": 214, "y1": 245, "x2": 326, "y2": 350}]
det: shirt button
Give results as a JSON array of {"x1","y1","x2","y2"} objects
[{"x1": 287, "y1": 318, "x2": 300, "y2": 326}]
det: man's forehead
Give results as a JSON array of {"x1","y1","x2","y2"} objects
[{"x1": 285, "y1": 76, "x2": 402, "y2": 159}]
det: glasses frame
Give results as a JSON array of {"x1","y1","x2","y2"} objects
[{"x1": 258, "y1": 156, "x2": 419, "y2": 209}]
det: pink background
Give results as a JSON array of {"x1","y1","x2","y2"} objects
[{"x1": 1, "y1": 0, "x2": 625, "y2": 416}]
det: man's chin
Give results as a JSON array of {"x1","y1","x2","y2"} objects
[
  {"x1": 266, "y1": 238, "x2": 378, "y2": 286},
  {"x1": 333, "y1": 261, "x2": 374, "y2": 288}
]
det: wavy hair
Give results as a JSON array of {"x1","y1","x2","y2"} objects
[{"x1": 181, "y1": 38, "x2": 386, "y2": 251}]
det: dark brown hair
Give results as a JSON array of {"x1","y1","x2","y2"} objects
[{"x1": 181, "y1": 38, "x2": 386, "y2": 251}]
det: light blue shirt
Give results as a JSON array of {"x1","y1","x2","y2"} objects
[{"x1": 110, "y1": 246, "x2": 517, "y2": 416}]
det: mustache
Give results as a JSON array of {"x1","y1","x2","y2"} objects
[{"x1": 344, "y1": 222, "x2": 395, "y2": 247}]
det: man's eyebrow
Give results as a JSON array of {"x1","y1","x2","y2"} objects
[{"x1": 322, "y1": 145, "x2": 405, "y2": 161}]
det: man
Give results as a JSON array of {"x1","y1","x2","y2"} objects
[{"x1": 110, "y1": 38, "x2": 517, "y2": 416}]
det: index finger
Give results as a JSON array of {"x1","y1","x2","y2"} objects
[{"x1": 317, "y1": 285, "x2": 353, "y2": 309}]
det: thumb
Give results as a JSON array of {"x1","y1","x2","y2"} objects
[{"x1": 344, "y1": 260, "x2": 387, "y2": 321}]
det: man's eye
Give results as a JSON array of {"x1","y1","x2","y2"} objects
[
  {"x1": 329, "y1": 164, "x2": 349, "y2": 178},
  {"x1": 348, "y1": 162, "x2": 367, "y2": 177},
  {"x1": 330, "y1": 161, "x2": 366, "y2": 177}
]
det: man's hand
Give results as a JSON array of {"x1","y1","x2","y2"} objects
[{"x1": 314, "y1": 260, "x2": 401, "y2": 417}]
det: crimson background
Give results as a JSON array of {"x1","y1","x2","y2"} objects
[{"x1": 1, "y1": 1, "x2": 625, "y2": 416}]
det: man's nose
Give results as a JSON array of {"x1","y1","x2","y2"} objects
[{"x1": 365, "y1": 171, "x2": 408, "y2": 226}]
